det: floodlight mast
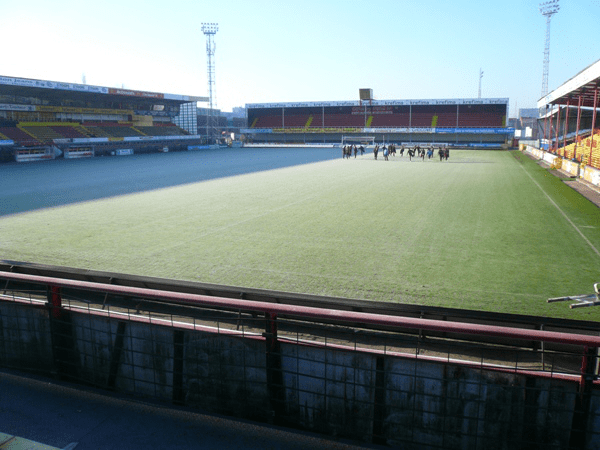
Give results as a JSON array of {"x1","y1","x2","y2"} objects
[
  {"x1": 539, "y1": 0, "x2": 560, "y2": 98},
  {"x1": 478, "y1": 69, "x2": 483, "y2": 98},
  {"x1": 201, "y1": 22, "x2": 218, "y2": 143}
]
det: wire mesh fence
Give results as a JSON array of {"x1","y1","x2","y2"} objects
[{"x1": 1, "y1": 277, "x2": 600, "y2": 448}]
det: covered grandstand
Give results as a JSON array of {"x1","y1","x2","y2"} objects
[
  {"x1": 0, "y1": 75, "x2": 208, "y2": 162},
  {"x1": 242, "y1": 97, "x2": 513, "y2": 147},
  {"x1": 538, "y1": 58, "x2": 600, "y2": 171}
]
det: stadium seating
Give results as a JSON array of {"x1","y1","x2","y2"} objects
[
  {"x1": 457, "y1": 112, "x2": 504, "y2": 127},
  {"x1": 50, "y1": 126, "x2": 89, "y2": 139},
  {"x1": 136, "y1": 124, "x2": 188, "y2": 137},
  {"x1": 560, "y1": 130, "x2": 600, "y2": 167},
  {"x1": 281, "y1": 115, "x2": 311, "y2": 128},
  {"x1": 436, "y1": 113, "x2": 458, "y2": 127},
  {"x1": 321, "y1": 114, "x2": 365, "y2": 128},
  {"x1": 252, "y1": 115, "x2": 283, "y2": 128},
  {"x1": 82, "y1": 122, "x2": 145, "y2": 138},
  {"x1": 368, "y1": 113, "x2": 410, "y2": 127},
  {"x1": 410, "y1": 113, "x2": 436, "y2": 127},
  {"x1": 19, "y1": 123, "x2": 95, "y2": 143},
  {"x1": 0, "y1": 127, "x2": 40, "y2": 146}
]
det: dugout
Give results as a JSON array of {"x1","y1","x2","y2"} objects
[{"x1": 243, "y1": 98, "x2": 513, "y2": 147}]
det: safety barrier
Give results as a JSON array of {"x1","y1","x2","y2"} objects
[{"x1": 1, "y1": 270, "x2": 600, "y2": 448}]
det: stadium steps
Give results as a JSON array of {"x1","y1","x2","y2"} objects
[
  {"x1": 0, "y1": 127, "x2": 40, "y2": 146},
  {"x1": 81, "y1": 125, "x2": 111, "y2": 138},
  {"x1": 305, "y1": 116, "x2": 313, "y2": 128},
  {"x1": 19, "y1": 124, "x2": 65, "y2": 144},
  {"x1": 431, "y1": 115, "x2": 438, "y2": 127},
  {"x1": 365, "y1": 116, "x2": 373, "y2": 127},
  {"x1": 250, "y1": 117, "x2": 258, "y2": 128},
  {"x1": 82, "y1": 123, "x2": 145, "y2": 139},
  {"x1": 73, "y1": 124, "x2": 94, "y2": 138},
  {"x1": 17, "y1": 124, "x2": 53, "y2": 144},
  {"x1": 131, "y1": 126, "x2": 145, "y2": 136}
]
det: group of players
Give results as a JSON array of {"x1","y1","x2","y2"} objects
[
  {"x1": 342, "y1": 143, "x2": 450, "y2": 161},
  {"x1": 341, "y1": 145, "x2": 365, "y2": 158}
]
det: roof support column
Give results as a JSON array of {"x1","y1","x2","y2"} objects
[
  {"x1": 554, "y1": 105, "x2": 561, "y2": 153},
  {"x1": 589, "y1": 88, "x2": 598, "y2": 166},
  {"x1": 550, "y1": 105, "x2": 560, "y2": 153},
  {"x1": 574, "y1": 95, "x2": 582, "y2": 161},
  {"x1": 562, "y1": 99, "x2": 570, "y2": 154},
  {"x1": 544, "y1": 105, "x2": 549, "y2": 148}
]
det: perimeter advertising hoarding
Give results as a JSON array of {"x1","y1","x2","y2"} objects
[
  {"x1": 108, "y1": 88, "x2": 164, "y2": 99},
  {"x1": 0, "y1": 104, "x2": 35, "y2": 112},
  {"x1": 0, "y1": 75, "x2": 204, "y2": 103},
  {"x1": 0, "y1": 76, "x2": 109, "y2": 94}
]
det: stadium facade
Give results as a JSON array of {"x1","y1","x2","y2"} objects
[
  {"x1": 0, "y1": 75, "x2": 208, "y2": 162},
  {"x1": 242, "y1": 97, "x2": 513, "y2": 147}
]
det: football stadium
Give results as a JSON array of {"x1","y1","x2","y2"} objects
[{"x1": 1, "y1": 57, "x2": 600, "y2": 448}]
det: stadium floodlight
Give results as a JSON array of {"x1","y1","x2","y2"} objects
[
  {"x1": 478, "y1": 69, "x2": 483, "y2": 98},
  {"x1": 539, "y1": 0, "x2": 560, "y2": 98},
  {"x1": 202, "y1": 23, "x2": 219, "y2": 143}
]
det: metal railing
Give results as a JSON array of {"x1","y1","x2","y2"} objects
[{"x1": 1, "y1": 269, "x2": 599, "y2": 448}]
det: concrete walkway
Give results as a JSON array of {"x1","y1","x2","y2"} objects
[{"x1": 0, "y1": 370, "x2": 376, "y2": 450}]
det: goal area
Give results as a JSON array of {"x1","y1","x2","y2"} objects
[{"x1": 341, "y1": 135, "x2": 374, "y2": 146}]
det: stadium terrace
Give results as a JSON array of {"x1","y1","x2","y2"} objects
[
  {"x1": 0, "y1": 75, "x2": 208, "y2": 162},
  {"x1": 243, "y1": 96, "x2": 513, "y2": 148}
]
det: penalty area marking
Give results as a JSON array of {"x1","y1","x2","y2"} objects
[{"x1": 519, "y1": 164, "x2": 600, "y2": 259}]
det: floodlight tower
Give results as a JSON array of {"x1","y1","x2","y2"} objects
[
  {"x1": 201, "y1": 22, "x2": 218, "y2": 143},
  {"x1": 539, "y1": 0, "x2": 560, "y2": 98},
  {"x1": 478, "y1": 68, "x2": 483, "y2": 98}
]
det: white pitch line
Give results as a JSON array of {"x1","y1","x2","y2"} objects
[{"x1": 520, "y1": 164, "x2": 600, "y2": 258}]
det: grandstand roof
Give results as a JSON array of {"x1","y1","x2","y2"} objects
[
  {"x1": 538, "y1": 59, "x2": 600, "y2": 109},
  {"x1": 246, "y1": 98, "x2": 508, "y2": 109},
  {"x1": 0, "y1": 75, "x2": 207, "y2": 105}
]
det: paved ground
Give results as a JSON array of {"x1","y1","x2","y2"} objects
[
  {"x1": 564, "y1": 178, "x2": 600, "y2": 208},
  {"x1": 0, "y1": 370, "x2": 378, "y2": 450}
]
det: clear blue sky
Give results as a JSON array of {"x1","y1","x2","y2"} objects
[{"x1": 3, "y1": 0, "x2": 599, "y2": 115}]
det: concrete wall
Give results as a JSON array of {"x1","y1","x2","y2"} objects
[
  {"x1": 1, "y1": 300, "x2": 599, "y2": 448},
  {"x1": 0, "y1": 302, "x2": 53, "y2": 372},
  {"x1": 524, "y1": 144, "x2": 600, "y2": 188}
]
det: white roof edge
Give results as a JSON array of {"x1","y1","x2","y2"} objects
[
  {"x1": 0, "y1": 75, "x2": 207, "y2": 103},
  {"x1": 537, "y1": 59, "x2": 600, "y2": 108}
]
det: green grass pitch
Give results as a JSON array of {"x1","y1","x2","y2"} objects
[{"x1": 1, "y1": 149, "x2": 599, "y2": 320}]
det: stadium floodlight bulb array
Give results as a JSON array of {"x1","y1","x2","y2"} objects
[
  {"x1": 539, "y1": 0, "x2": 560, "y2": 16},
  {"x1": 201, "y1": 23, "x2": 219, "y2": 35}
]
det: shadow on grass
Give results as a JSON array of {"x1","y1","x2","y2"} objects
[{"x1": 0, "y1": 147, "x2": 339, "y2": 216}]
